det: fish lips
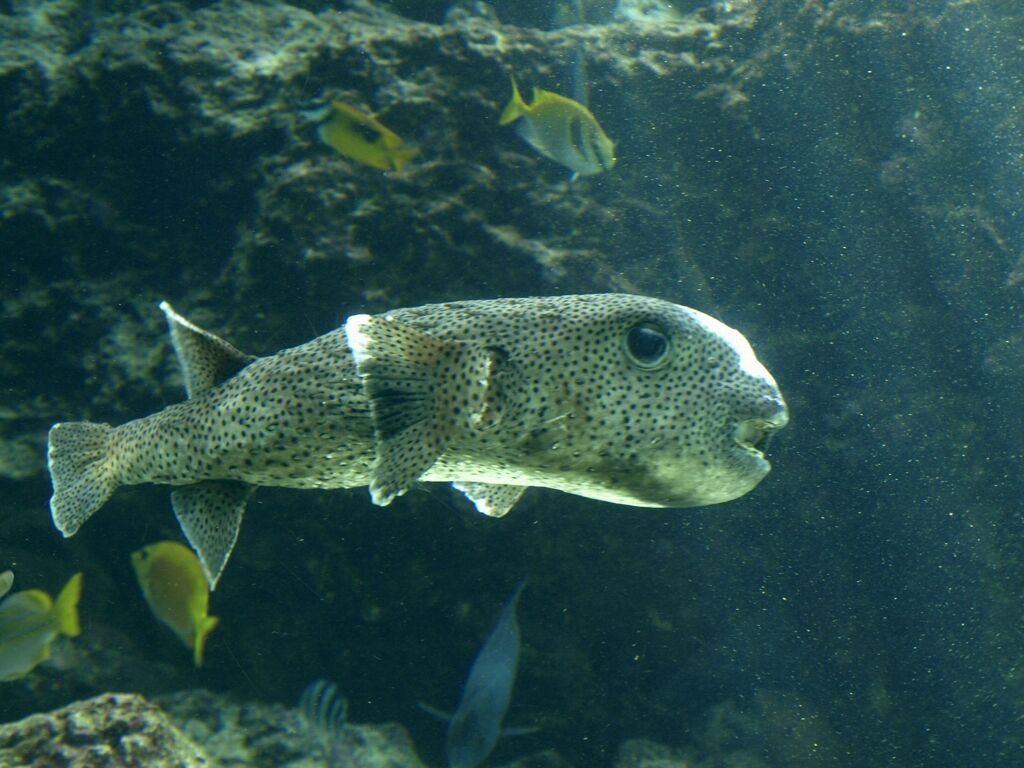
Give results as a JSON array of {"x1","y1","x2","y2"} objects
[{"x1": 730, "y1": 397, "x2": 789, "y2": 473}]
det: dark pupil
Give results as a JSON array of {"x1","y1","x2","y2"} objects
[{"x1": 628, "y1": 325, "x2": 667, "y2": 362}]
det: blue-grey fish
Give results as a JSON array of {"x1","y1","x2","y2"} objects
[
  {"x1": 47, "y1": 295, "x2": 788, "y2": 588},
  {"x1": 442, "y1": 580, "x2": 528, "y2": 768}
]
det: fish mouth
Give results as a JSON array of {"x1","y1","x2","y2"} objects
[{"x1": 732, "y1": 411, "x2": 788, "y2": 461}]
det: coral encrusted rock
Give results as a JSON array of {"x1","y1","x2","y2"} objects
[{"x1": 0, "y1": 692, "x2": 210, "y2": 767}]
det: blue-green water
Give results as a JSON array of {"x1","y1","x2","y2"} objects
[{"x1": 2, "y1": 0, "x2": 1024, "y2": 766}]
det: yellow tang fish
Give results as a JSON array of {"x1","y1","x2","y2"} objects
[
  {"x1": 0, "y1": 570, "x2": 12, "y2": 599},
  {"x1": 131, "y1": 541, "x2": 219, "y2": 668},
  {"x1": 0, "y1": 572, "x2": 82, "y2": 681},
  {"x1": 499, "y1": 76, "x2": 616, "y2": 180},
  {"x1": 318, "y1": 101, "x2": 419, "y2": 172}
]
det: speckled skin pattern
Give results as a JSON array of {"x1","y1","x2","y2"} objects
[
  {"x1": 114, "y1": 328, "x2": 374, "y2": 490},
  {"x1": 101, "y1": 294, "x2": 786, "y2": 509}
]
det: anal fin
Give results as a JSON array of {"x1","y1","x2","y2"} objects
[
  {"x1": 171, "y1": 480, "x2": 254, "y2": 590},
  {"x1": 453, "y1": 482, "x2": 525, "y2": 518}
]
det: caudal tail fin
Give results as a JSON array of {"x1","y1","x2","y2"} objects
[
  {"x1": 193, "y1": 615, "x2": 220, "y2": 668},
  {"x1": 499, "y1": 75, "x2": 528, "y2": 126},
  {"x1": 47, "y1": 422, "x2": 118, "y2": 537}
]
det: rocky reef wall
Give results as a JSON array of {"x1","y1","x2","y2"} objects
[{"x1": 2, "y1": 1, "x2": 1024, "y2": 767}]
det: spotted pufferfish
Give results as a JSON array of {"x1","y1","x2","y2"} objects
[{"x1": 47, "y1": 294, "x2": 788, "y2": 588}]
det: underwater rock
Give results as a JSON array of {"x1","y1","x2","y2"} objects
[
  {"x1": 158, "y1": 688, "x2": 428, "y2": 768},
  {"x1": 5, "y1": 0, "x2": 1024, "y2": 766},
  {"x1": 0, "y1": 0, "x2": 745, "y2": 480},
  {"x1": 496, "y1": 751, "x2": 577, "y2": 768},
  {"x1": 614, "y1": 739, "x2": 695, "y2": 768},
  {"x1": 693, "y1": 692, "x2": 844, "y2": 768},
  {"x1": 0, "y1": 692, "x2": 210, "y2": 767}
]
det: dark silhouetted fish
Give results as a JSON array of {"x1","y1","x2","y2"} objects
[{"x1": 425, "y1": 580, "x2": 530, "y2": 768}]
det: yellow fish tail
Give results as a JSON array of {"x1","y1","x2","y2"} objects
[
  {"x1": 193, "y1": 614, "x2": 219, "y2": 667},
  {"x1": 499, "y1": 75, "x2": 529, "y2": 126},
  {"x1": 390, "y1": 146, "x2": 420, "y2": 172},
  {"x1": 53, "y1": 572, "x2": 83, "y2": 638}
]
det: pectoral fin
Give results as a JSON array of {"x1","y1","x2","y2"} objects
[
  {"x1": 346, "y1": 314, "x2": 508, "y2": 507},
  {"x1": 344, "y1": 314, "x2": 452, "y2": 505},
  {"x1": 453, "y1": 482, "x2": 526, "y2": 518},
  {"x1": 171, "y1": 480, "x2": 254, "y2": 590}
]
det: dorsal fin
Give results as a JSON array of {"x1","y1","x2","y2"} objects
[{"x1": 159, "y1": 301, "x2": 255, "y2": 398}]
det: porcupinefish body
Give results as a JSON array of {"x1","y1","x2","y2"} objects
[{"x1": 47, "y1": 295, "x2": 788, "y2": 588}]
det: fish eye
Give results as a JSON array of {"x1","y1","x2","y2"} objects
[{"x1": 624, "y1": 323, "x2": 670, "y2": 369}]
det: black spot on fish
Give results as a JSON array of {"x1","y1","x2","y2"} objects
[{"x1": 570, "y1": 116, "x2": 586, "y2": 153}]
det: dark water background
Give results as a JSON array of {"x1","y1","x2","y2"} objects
[{"x1": 2, "y1": 0, "x2": 1024, "y2": 766}]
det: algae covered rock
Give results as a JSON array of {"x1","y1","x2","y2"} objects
[
  {"x1": 614, "y1": 739, "x2": 695, "y2": 768},
  {"x1": 4, "y1": 1, "x2": 1024, "y2": 767},
  {"x1": 0, "y1": 0, "x2": 746, "y2": 480},
  {"x1": 158, "y1": 687, "x2": 428, "y2": 768},
  {"x1": 0, "y1": 692, "x2": 210, "y2": 767}
]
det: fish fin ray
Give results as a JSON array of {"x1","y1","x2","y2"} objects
[
  {"x1": 171, "y1": 480, "x2": 254, "y2": 590},
  {"x1": 345, "y1": 315, "x2": 459, "y2": 505},
  {"x1": 370, "y1": 422, "x2": 443, "y2": 506},
  {"x1": 347, "y1": 316, "x2": 511, "y2": 507},
  {"x1": 53, "y1": 572, "x2": 83, "y2": 638},
  {"x1": 160, "y1": 301, "x2": 255, "y2": 398},
  {"x1": 47, "y1": 422, "x2": 118, "y2": 537},
  {"x1": 452, "y1": 482, "x2": 525, "y2": 518}
]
